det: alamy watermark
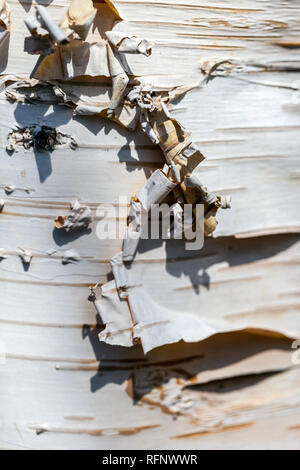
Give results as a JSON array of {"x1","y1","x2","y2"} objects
[{"x1": 95, "y1": 196, "x2": 205, "y2": 251}]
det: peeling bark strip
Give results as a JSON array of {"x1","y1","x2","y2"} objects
[
  {"x1": 0, "y1": 0, "x2": 300, "y2": 450},
  {"x1": 54, "y1": 200, "x2": 93, "y2": 232},
  {"x1": 6, "y1": 126, "x2": 77, "y2": 153},
  {"x1": 23, "y1": 0, "x2": 154, "y2": 114},
  {"x1": 128, "y1": 367, "x2": 300, "y2": 423},
  {"x1": 172, "y1": 422, "x2": 254, "y2": 439}
]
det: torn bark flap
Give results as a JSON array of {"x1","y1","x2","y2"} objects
[
  {"x1": 122, "y1": 201, "x2": 143, "y2": 262},
  {"x1": 6, "y1": 126, "x2": 77, "y2": 153}
]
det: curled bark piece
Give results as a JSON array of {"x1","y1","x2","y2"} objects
[
  {"x1": 181, "y1": 142, "x2": 201, "y2": 159},
  {"x1": 0, "y1": 0, "x2": 11, "y2": 53},
  {"x1": 23, "y1": 1, "x2": 129, "y2": 80},
  {"x1": 33, "y1": 80, "x2": 191, "y2": 132},
  {"x1": 18, "y1": 247, "x2": 33, "y2": 265},
  {"x1": 169, "y1": 160, "x2": 181, "y2": 183},
  {"x1": 122, "y1": 170, "x2": 176, "y2": 261},
  {"x1": 108, "y1": 71, "x2": 129, "y2": 114},
  {"x1": 0, "y1": 76, "x2": 42, "y2": 103},
  {"x1": 168, "y1": 202, "x2": 184, "y2": 238},
  {"x1": 106, "y1": 43, "x2": 130, "y2": 113},
  {"x1": 54, "y1": 200, "x2": 93, "y2": 232},
  {"x1": 0, "y1": 248, "x2": 7, "y2": 259},
  {"x1": 0, "y1": 0, "x2": 10, "y2": 29},
  {"x1": 122, "y1": 230, "x2": 141, "y2": 263},
  {"x1": 60, "y1": 0, "x2": 97, "y2": 41},
  {"x1": 183, "y1": 173, "x2": 231, "y2": 236},
  {"x1": 0, "y1": 198, "x2": 4, "y2": 211},
  {"x1": 128, "y1": 286, "x2": 216, "y2": 354},
  {"x1": 204, "y1": 211, "x2": 218, "y2": 236},
  {"x1": 0, "y1": 183, "x2": 34, "y2": 194},
  {"x1": 106, "y1": 31, "x2": 153, "y2": 56},
  {"x1": 51, "y1": 81, "x2": 140, "y2": 130}
]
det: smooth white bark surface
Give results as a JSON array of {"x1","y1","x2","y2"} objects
[{"x1": 0, "y1": 0, "x2": 299, "y2": 449}]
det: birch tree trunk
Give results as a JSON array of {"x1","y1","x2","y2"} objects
[{"x1": 0, "y1": 0, "x2": 299, "y2": 449}]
